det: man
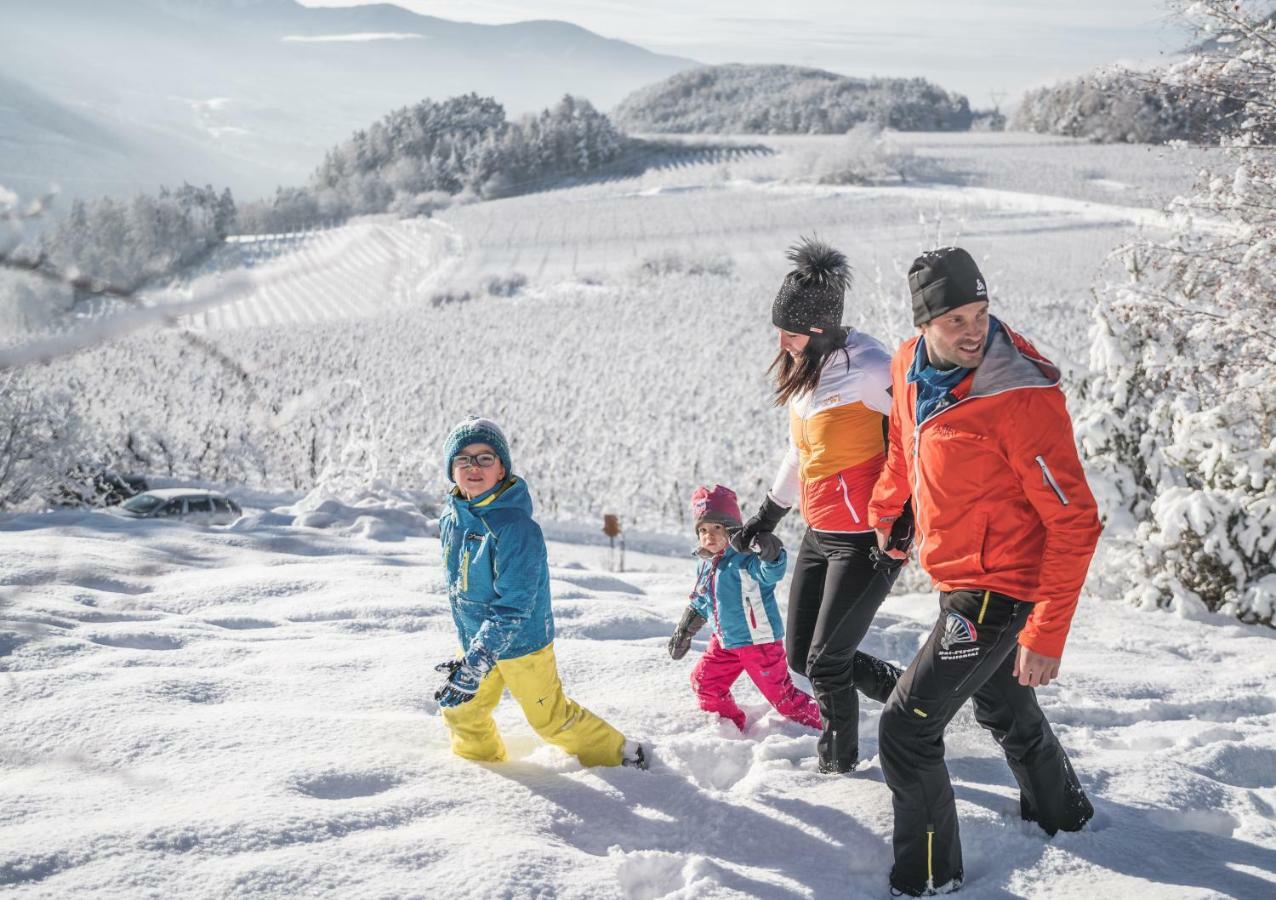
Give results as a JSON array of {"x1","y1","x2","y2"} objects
[{"x1": 868, "y1": 247, "x2": 1102, "y2": 897}]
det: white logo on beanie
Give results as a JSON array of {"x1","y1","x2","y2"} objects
[{"x1": 975, "y1": 278, "x2": 987, "y2": 296}]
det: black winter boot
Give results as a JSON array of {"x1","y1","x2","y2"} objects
[{"x1": 812, "y1": 682, "x2": 859, "y2": 773}]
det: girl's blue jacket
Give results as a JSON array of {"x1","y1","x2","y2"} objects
[{"x1": 689, "y1": 545, "x2": 787, "y2": 649}]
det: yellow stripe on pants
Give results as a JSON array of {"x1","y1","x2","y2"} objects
[{"x1": 441, "y1": 643, "x2": 625, "y2": 767}]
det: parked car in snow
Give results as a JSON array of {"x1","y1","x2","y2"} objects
[{"x1": 116, "y1": 489, "x2": 242, "y2": 525}]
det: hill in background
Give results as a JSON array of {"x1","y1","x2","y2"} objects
[
  {"x1": 2, "y1": 0, "x2": 696, "y2": 201},
  {"x1": 613, "y1": 64, "x2": 973, "y2": 134}
]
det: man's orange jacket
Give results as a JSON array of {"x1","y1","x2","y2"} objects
[{"x1": 868, "y1": 324, "x2": 1102, "y2": 658}]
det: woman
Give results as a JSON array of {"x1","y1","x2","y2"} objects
[{"x1": 732, "y1": 238, "x2": 913, "y2": 774}]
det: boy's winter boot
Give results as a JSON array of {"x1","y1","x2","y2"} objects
[{"x1": 622, "y1": 740, "x2": 650, "y2": 771}]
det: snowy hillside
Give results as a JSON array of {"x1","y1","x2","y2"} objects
[
  {"x1": 2, "y1": 507, "x2": 1274, "y2": 897},
  {"x1": 13, "y1": 132, "x2": 1224, "y2": 531}
]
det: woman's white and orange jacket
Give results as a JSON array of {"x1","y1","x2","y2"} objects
[{"x1": 769, "y1": 330, "x2": 894, "y2": 533}]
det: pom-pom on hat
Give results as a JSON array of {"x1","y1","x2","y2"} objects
[
  {"x1": 909, "y1": 246, "x2": 989, "y2": 326},
  {"x1": 443, "y1": 416, "x2": 512, "y2": 482},
  {"x1": 772, "y1": 236, "x2": 851, "y2": 335},
  {"x1": 690, "y1": 484, "x2": 742, "y2": 535}
]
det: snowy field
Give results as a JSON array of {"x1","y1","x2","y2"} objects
[
  {"x1": 15, "y1": 132, "x2": 1223, "y2": 531},
  {"x1": 2, "y1": 507, "x2": 1275, "y2": 897},
  {"x1": 6, "y1": 132, "x2": 1274, "y2": 897}
]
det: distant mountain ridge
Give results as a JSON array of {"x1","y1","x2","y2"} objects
[
  {"x1": 1, "y1": 0, "x2": 698, "y2": 200},
  {"x1": 615, "y1": 64, "x2": 973, "y2": 134}
]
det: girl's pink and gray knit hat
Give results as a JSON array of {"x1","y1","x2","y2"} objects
[{"x1": 690, "y1": 484, "x2": 742, "y2": 534}]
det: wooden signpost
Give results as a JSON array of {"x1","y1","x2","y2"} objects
[{"x1": 602, "y1": 514, "x2": 624, "y2": 572}]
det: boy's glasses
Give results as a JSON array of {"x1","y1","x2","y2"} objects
[{"x1": 452, "y1": 452, "x2": 500, "y2": 470}]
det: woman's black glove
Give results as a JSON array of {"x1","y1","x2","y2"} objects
[
  {"x1": 729, "y1": 494, "x2": 790, "y2": 555},
  {"x1": 668, "y1": 607, "x2": 708, "y2": 660},
  {"x1": 750, "y1": 531, "x2": 785, "y2": 563}
]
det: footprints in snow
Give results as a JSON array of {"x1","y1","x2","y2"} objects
[
  {"x1": 148, "y1": 679, "x2": 230, "y2": 704},
  {"x1": 291, "y1": 771, "x2": 403, "y2": 800},
  {"x1": 1146, "y1": 807, "x2": 1240, "y2": 837},
  {"x1": 612, "y1": 849, "x2": 716, "y2": 900},
  {"x1": 204, "y1": 617, "x2": 279, "y2": 630},
  {"x1": 1185, "y1": 742, "x2": 1276, "y2": 790},
  {"x1": 87, "y1": 633, "x2": 184, "y2": 651},
  {"x1": 660, "y1": 731, "x2": 816, "y2": 792}
]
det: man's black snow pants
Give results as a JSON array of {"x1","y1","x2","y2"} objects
[
  {"x1": 786, "y1": 529, "x2": 901, "y2": 772},
  {"x1": 879, "y1": 589, "x2": 1093, "y2": 896},
  {"x1": 882, "y1": 589, "x2": 1092, "y2": 893}
]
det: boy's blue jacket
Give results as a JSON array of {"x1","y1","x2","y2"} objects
[
  {"x1": 689, "y1": 545, "x2": 787, "y2": 649},
  {"x1": 440, "y1": 477, "x2": 553, "y2": 661}
]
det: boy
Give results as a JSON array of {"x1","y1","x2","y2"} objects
[{"x1": 434, "y1": 416, "x2": 648, "y2": 769}]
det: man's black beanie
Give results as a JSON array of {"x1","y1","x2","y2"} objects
[{"x1": 908, "y1": 247, "x2": 988, "y2": 326}]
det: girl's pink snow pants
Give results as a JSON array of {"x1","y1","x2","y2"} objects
[{"x1": 690, "y1": 634, "x2": 821, "y2": 731}]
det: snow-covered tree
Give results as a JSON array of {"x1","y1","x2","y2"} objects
[
  {"x1": 241, "y1": 92, "x2": 627, "y2": 228},
  {"x1": 1079, "y1": 1, "x2": 1276, "y2": 625},
  {"x1": 1010, "y1": 66, "x2": 1231, "y2": 143},
  {"x1": 0, "y1": 374, "x2": 87, "y2": 510}
]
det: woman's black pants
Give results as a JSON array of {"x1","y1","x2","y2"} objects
[{"x1": 786, "y1": 528, "x2": 901, "y2": 772}]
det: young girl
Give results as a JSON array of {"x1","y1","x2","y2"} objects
[
  {"x1": 668, "y1": 484, "x2": 821, "y2": 732},
  {"x1": 434, "y1": 416, "x2": 647, "y2": 769}
]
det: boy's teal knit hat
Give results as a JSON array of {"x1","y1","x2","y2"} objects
[{"x1": 443, "y1": 416, "x2": 512, "y2": 482}]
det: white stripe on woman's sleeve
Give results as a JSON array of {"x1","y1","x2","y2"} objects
[{"x1": 769, "y1": 440, "x2": 800, "y2": 509}]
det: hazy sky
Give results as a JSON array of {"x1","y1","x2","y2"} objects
[{"x1": 301, "y1": 0, "x2": 1193, "y2": 106}]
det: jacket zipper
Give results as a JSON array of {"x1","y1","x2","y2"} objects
[
  {"x1": 1035, "y1": 455, "x2": 1069, "y2": 505},
  {"x1": 835, "y1": 473, "x2": 861, "y2": 523},
  {"x1": 912, "y1": 421, "x2": 925, "y2": 553},
  {"x1": 910, "y1": 393, "x2": 979, "y2": 550},
  {"x1": 461, "y1": 547, "x2": 470, "y2": 592}
]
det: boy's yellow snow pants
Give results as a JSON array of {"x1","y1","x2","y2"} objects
[{"x1": 441, "y1": 642, "x2": 625, "y2": 767}]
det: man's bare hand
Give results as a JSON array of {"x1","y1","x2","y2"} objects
[{"x1": 1013, "y1": 646, "x2": 1061, "y2": 687}]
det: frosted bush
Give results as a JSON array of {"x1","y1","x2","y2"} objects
[
  {"x1": 1080, "y1": 1, "x2": 1276, "y2": 625},
  {"x1": 0, "y1": 375, "x2": 89, "y2": 510},
  {"x1": 780, "y1": 124, "x2": 938, "y2": 185}
]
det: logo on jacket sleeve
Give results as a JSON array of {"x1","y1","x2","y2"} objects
[{"x1": 938, "y1": 612, "x2": 979, "y2": 661}]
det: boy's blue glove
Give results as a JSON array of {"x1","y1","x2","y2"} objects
[{"x1": 434, "y1": 645, "x2": 496, "y2": 708}]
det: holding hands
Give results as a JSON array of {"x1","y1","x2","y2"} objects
[
  {"x1": 729, "y1": 490, "x2": 786, "y2": 554},
  {"x1": 871, "y1": 499, "x2": 916, "y2": 571},
  {"x1": 732, "y1": 529, "x2": 784, "y2": 562}
]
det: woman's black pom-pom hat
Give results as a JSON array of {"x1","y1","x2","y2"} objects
[{"x1": 771, "y1": 236, "x2": 851, "y2": 335}]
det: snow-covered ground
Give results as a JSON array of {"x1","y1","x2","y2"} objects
[
  {"x1": 6, "y1": 132, "x2": 1273, "y2": 896},
  {"x1": 14, "y1": 133, "x2": 1215, "y2": 531},
  {"x1": 3, "y1": 507, "x2": 1275, "y2": 897}
]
